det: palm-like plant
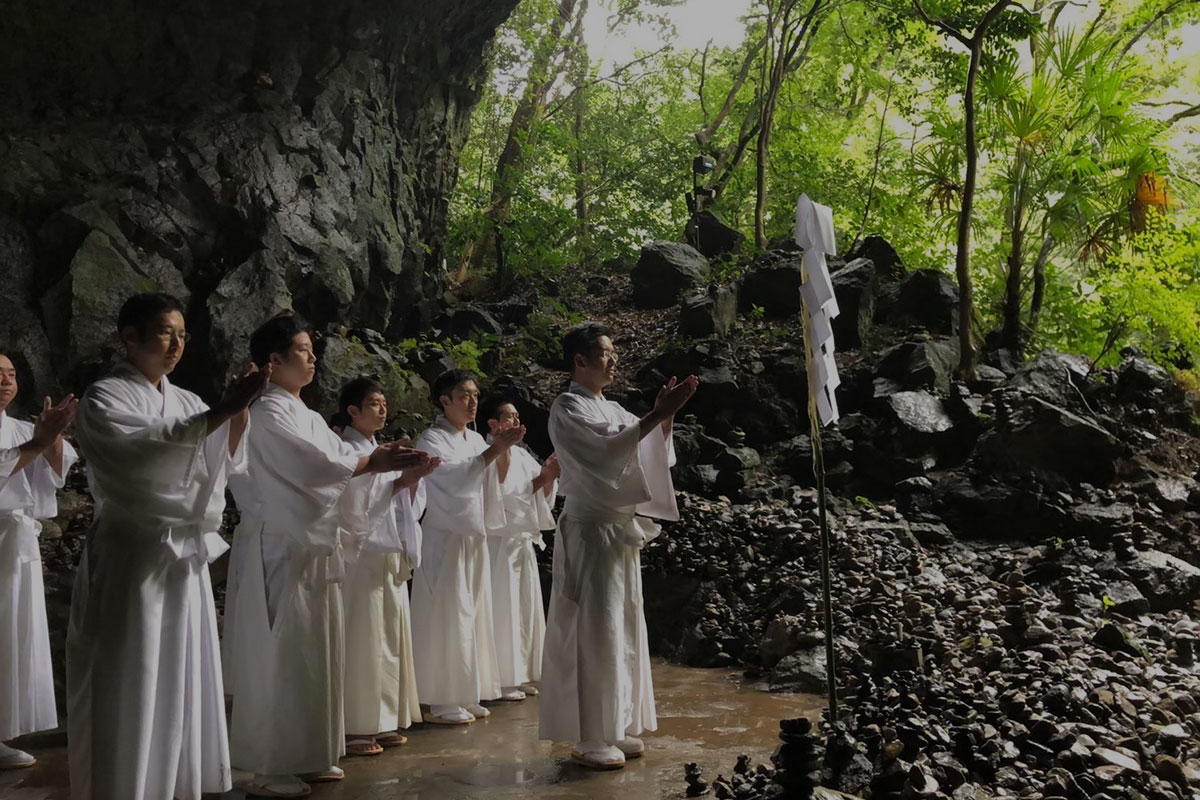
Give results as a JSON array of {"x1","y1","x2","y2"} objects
[{"x1": 984, "y1": 24, "x2": 1163, "y2": 354}]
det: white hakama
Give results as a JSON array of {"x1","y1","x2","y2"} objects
[
  {"x1": 339, "y1": 427, "x2": 424, "y2": 735},
  {"x1": 0, "y1": 413, "x2": 77, "y2": 742},
  {"x1": 69, "y1": 363, "x2": 242, "y2": 800},
  {"x1": 540, "y1": 382, "x2": 677, "y2": 747},
  {"x1": 410, "y1": 417, "x2": 504, "y2": 707},
  {"x1": 486, "y1": 445, "x2": 555, "y2": 689},
  {"x1": 225, "y1": 384, "x2": 358, "y2": 776}
]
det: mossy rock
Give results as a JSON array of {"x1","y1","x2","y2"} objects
[{"x1": 307, "y1": 334, "x2": 434, "y2": 437}]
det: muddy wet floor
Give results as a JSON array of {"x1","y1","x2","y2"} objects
[{"x1": 4, "y1": 660, "x2": 820, "y2": 800}]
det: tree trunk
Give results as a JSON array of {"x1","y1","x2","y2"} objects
[
  {"x1": 1000, "y1": 151, "x2": 1029, "y2": 353},
  {"x1": 1026, "y1": 233, "x2": 1055, "y2": 344},
  {"x1": 0, "y1": 0, "x2": 518, "y2": 404},
  {"x1": 571, "y1": 19, "x2": 590, "y2": 243},
  {"x1": 457, "y1": 0, "x2": 582, "y2": 283},
  {"x1": 954, "y1": 38, "x2": 984, "y2": 381}
]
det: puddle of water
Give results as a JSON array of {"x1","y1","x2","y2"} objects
[{"x1": 7, "y1": 659, "x2": 822, "y2": 800}]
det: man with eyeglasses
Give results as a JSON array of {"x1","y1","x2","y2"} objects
[{"x1": 69, "y1": 292, "x2": 270, "y2": 800}]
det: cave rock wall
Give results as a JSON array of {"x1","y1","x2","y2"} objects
[{"x1": 0, "y1": 0, "x2": 517, "y2": 405}]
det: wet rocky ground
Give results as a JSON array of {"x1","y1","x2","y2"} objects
[
  {"x1": 6, "y1": 661, "x2": 817, "y2": 800},
  {"x1": 648, "y1": 492, "x2": 1200, "y2": 799}
]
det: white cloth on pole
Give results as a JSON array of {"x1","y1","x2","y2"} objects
[{"x1": 795, "y1": 193, "x2": 841, "y2": 426}]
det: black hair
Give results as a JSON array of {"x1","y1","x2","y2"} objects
[
  {"x1": 480, "y1": 394, "x2": 517, "y2": 423},
  {"x1": 249, "y1": 315, "x2": 310, "y2": 368},
  {"x1": 329, "y1": 410, "x2": 351, "y2": 431},
  {"x1": 562, "y1": 321, "x2": 612, "y2": 371},
  {"x1": 431, "y1": 368, "x2": 477, "y2": 410},
  {"x1": 117, "y1": 293, "x2": 186, "y2": 339},
  {"x1": 339, "y1": 375, "x2": 385, "y2": 416}
]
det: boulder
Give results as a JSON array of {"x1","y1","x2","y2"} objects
[
  {"x1": 685, "y1": 210, "x2": 745, "y2": 258},
  {"x1": 715, "y1": 446, "x2": 762, "y2": 472},
  {"x1": 830, "y1": 257, "x2": 877, "y2": 349},
  {"x1": 1115, "y1": 355, "x2": 1171, "y2": 400},
  {"x1": 1010, "y1": 350, "x2": 1093, "y2": 408},
  {"x1": 891, "y1": 269, "x2": 958, "y2": 334},
  {"x1": 435, "y1": 306, "x2": 503, "y2": 340},
  {"x1": 759, "y1": 616, "x2": 823, "y2": 669},
  {"x1": 680, "y1": 284, "x2": 738, "y2": 338},
  {"x1": 1102, "y1": 581, "x2": 1150, "y2": 616},
  {"x1": 877, "y1": 338, "x2": 960, "y2": 394},
  {"x1": 972, "y1": 392, "x2": 1121, "y2": 486},
  {"x1": 1118, "y1": 549, "x2": 1200, "y2": 613},
  {"x1": 770, "y1": 647, "x2": 829, "y2": 694},
  {"x1": 207, "y1": 251, "x2": 294, "y2": 381},
  {"x1": 741, "y1": 252, "x2": 803, "y2": 316},
  {"x1": 886, "y1": 391, "x2": 954, "y2": 435},
  {"x1": 44, "y1": 229, "x2": 189, "y2": 381},
  {"x1": 845, "y1": 234, "x2": 904, "y2": 281},
  {"x1": 631, "y1": 241, "x2": 711, "y2": 309}
]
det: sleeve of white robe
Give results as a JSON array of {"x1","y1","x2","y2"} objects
[
  {"x1": 250, "y1": 403, "x2": 359, "y2": 542},
  {"x1": 76, "y1": 384, "x2": 212, "y2": 518},
  {"x1": 414, "y1": 431, "x2": 505, "y2": 533},
  {"x1": 634, "y1": 422, "x2": 678, "y2": 522},
  {"x1": 549, "y1": 396, "x2": 678, "y2": 521},
  {"x1": 511, "y1": 448, "x2": 557, "y2": 533},
  {"x1": 549, "y1": 395, "x2": 643, "y2": 495},
  {"x1": 28, "y1": 440, "x2": 78, "y2": 519},
  {"x1": 0, "y1": 447, "x2": 18, "y2": 480},
  {"x1": 394, "y1": 479, "x2": 425, "y2": 570}
]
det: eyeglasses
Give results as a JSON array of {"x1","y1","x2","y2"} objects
[{"x1": 155, "y1": 330, "x2": 192, "y2": 344}]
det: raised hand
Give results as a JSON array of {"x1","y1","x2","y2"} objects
[
  {"x1": 32, "y1": 394, "x2": 77, "y2": 447},
  {"x1": 370, "y1": 443, "x2": 429, "y2": 474},
  {"x1": 541, "y1": 452, "x2": 561, "y2": 481},
  {"x1": 493, "y1": 423, "x2": 526, "y2": 450},
  {"x1": 653, "y1": 375, "x2": 699, "y2": 419},
  {"x1": 399, "y1": 455, "x2": 441, "y2": 489},
  {"x1": 221, "y1": 363, "x2": 272, "y2": 412}
]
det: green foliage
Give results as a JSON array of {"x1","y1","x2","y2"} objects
[
  {"x1": 444, "y1": 338, "x2": 490, "y2": 376},
  {"x1": 448, "y1": 0, "x2": 1200, "y2": 356},
  {"x1": 1089, "y1": 214, "x2": 1200, "y2": 365}
]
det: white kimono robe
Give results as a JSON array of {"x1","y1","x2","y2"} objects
[
  {"x1": 485, "y1": 444, "x2": 555, "y2": 689},
  {"x1": 68, "y1": 362, "x2": 243, "y2": 800},
  {"x1": 540, "y1": 382, "x2": 676, "y2": 746},
  {"x1": 338, "y1": 427, "x2": 424, "y2": 735},
  {"x1": 0, "y1": 412, "x2": 77, "y2": 741},
  {"x1": 224, "y1": 384, "x2": 358, "y2": 775},
  {"x1": 410, "y1": 417, "x2": 504, "y2": 706}
]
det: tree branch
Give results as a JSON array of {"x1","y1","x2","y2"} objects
[
  {"x1": 1168, "y1": 102, "x2": 1200, "y2": 125},
  {"x1": 544, "y1": 45, "x2": 671, "y2": 119},
  {"x1": 911, "y1": 0, "x2": 970, "y2": 47},
  {"x1": 1117, "y1": 0, "x2": 1190, "y2": 63}
]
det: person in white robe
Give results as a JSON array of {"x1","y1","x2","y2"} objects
[
  {"x1": 67, "y1": 292, "x2": 268, "y2": 800},
  {"x1": 481, "y1": 398, "x2": 559, "y2": 698},
  {"x1": 335, "y1": 376, "x2": 439, "y2": 754},
  {"x1": 0, "y1": 355, "x2": 77, "y2": 770},
  {"x1": 540, "y1": 322, "x2": 698, "y2": 770},
  {"x1": 410, "y1": 369, "x2": 526, "y2": 724},
  {"x1": 223, "y1": 316, "x2": 427, "y2": 799}
]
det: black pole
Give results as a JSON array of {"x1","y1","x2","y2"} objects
[{"x1": 812, "y1": 421, "x2": 837, "y2": 721}]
